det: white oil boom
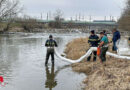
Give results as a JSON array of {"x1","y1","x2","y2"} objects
[{"x1": 55, "y1": 47, "x2": 130, "y2": 63}]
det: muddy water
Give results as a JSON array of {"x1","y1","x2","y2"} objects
[{"x1": 0, "y1": 33, "x2": 86, "y2": 90}]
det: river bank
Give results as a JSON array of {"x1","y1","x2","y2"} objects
[
  {"x1": 64, "y1": 37, "x2": 130, "y2": 90},
  {"x1": 0, "y1": 26, "x2": 90, "y2": 34}
]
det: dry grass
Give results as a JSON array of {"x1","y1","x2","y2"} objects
[
  {"x1": 64, "y1": 37, "x2": 113, "y2": 59},
  {"x1": 64, "y1": 37, "x2": 89, "y2": 60},
  {"x1": 64, "y1": 37, "x2": 130, "y2": 90}
]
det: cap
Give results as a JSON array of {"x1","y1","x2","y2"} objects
[
  {"x1": 49, "y1": 35, "x2": 53, "y2": 38},
  {"x1": 91, "y1": 30, "x2": 95, "y2": 34}
]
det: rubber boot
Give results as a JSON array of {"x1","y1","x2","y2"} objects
[{"x1": 52, "y1": 61, "x2": 54, "y2": 66}]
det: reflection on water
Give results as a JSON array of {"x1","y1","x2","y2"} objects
[
  {"x1": 0, "y1": 33, "x2": 86, "y2": 90},
  {"x1": 45, "y1": 64, "x2": 71, "y2": 90},
  {"x1": 45, "y1": 65, "x2": 57, "y2": 90}
]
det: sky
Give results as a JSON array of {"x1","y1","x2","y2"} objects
[{"x1": 20, "y1": 0, "x2": 126, "y2": 21}]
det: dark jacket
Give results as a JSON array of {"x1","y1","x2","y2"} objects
[
  {"x1": 112, "y1": 31, "x2": 121, "y2": 42},
  {"x1": 45, "y1": 39, "x2": 58, "y2": 47},
  {"x1": 104, "y1": 33, "x2": 107, "y2": 36},
  {"x1": 88, "y1": 35, "x2": 99, "y2": 47}
]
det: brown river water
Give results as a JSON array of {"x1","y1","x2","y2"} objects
[{"x1": 0, "y1": 33, "x2": 87, "y2": 90}]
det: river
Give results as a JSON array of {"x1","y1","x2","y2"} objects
[{"x1": 0, "y1": 33, "x2": 87, "y2": 90}]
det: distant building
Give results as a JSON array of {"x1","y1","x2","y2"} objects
[{"x1": 37, "y1": 20, "x2": 118, "y2": 32}]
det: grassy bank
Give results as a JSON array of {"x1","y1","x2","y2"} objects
[{"x1": 64, "y1": 37, "x2": 130, "y2": 90}]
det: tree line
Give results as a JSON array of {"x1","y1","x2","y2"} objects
[
  {"x1": 118, "y1": 0, "x2": 130, "y2": 31},
  {"x1": 0, "y1": 0, "x2": 22, "y2": 32},
  {"x1": 0, "y1": 0, "x2": 129, "y2": 32}
]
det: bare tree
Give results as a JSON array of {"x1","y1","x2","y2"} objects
[
  {"x1": 19, "y1": 15, "x2": 36, "y2": 32},
  {"x1": 0, "y1": 0, "x2": 22, "y2": 19},
  {"x1": 0, "y1": 0, "x2": 22, "y2": 32},
  {"x1": 118, "y1": 0, "x2": 130, "y2": 31},
  {"x1": 16, "y1": 15, "x2": 44, "y2": 32},
  {"x1": 50, "y1": 9, "x2": 64, "y2": 28},
  {"x1": 54, "y1": 9, "x2": 63, "y2": 21}
]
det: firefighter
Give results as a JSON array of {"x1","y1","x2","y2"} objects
[
  {"x1": 45, "y1": 35, "x2": 58, "y2": 65},
  {"x1": 87, "y1": 30, "x2": 100, "y2": 61}
]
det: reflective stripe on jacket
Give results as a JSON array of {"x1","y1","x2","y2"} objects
[
  {"x1": 88, "y1": 35, "x2": 100, "y2": 47},
  {"x1": 45, "y1": 39, "x2": 58, "y2": 47}
]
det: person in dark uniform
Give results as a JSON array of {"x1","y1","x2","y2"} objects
[
  {"x1": 45, "y1": 35, "x2": 58, "y2": 65},
  {"x1": 87, "y1": 30, "x2": 100, "y2": 61},
  {"x1": 112, "y1": 28, "x2": 121, "y2": 51}
]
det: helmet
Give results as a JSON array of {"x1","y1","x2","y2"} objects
[{"x1": 91, "y1": 30, "x2": 95, "y2": 34}]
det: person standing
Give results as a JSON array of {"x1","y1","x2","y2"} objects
[
  {"x1": 45, "y1": 35, "x2": 58, "y2": 65},
  {"x1": 87, "y1": 30, "x2": 99, "y2": 61},
  {"x1": 112, "y1": 28, "x2": 121, "y2": 51},
  {"x1": 103, "y1": 30, "x2": 107, "y2": 36},
  {"x1": 98, "y1": 32, "x2": 109, "y2": 63}
]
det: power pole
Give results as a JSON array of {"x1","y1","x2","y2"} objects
[
  {"x1": 70, "y1": 17, "x2": 73, "y2": 21},
  {"x1": 79, "y1": 13, "x2": 81, "y2": 21},
  {"x1": 110, "y1": 15, "x2": 112, "y2": 21},
  {"x1": 112, "y1": 16, "x2": 115, "y2": 21},
  {"x1": 47, "y1": 13, "x2": 49, "y2": 20},
  {"x1": 104, "y1": 16, "x2": 106, "y2": 21},
  {"x1": 75, "y1": 15, "x2": 77, "y2": 21},
  {"x1": 82, "y1": 15, "x2": 84, "y2": 21},
  {"x1": 41, "y1": 13, "x2": 42, "y2": 19},
  {"x1": 89, "y1": 15, "x2": 92, "y2": 22},
  {"x1": 49, "y1": 11, "x2": 51, "y2": 20}
]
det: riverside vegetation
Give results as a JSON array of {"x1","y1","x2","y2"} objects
[{"x1": 64, "y1": 37, "x2": 130, "y2": 90}]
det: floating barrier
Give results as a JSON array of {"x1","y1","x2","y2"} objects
[
  {"x1": 107, "y1": 52, "x2": 130, "y2": 60},
  {"x1": 55, "y1": 47, "x2": 130, "y2": 63},
  {"x1": 55, "y1": 47, "x2": 96, "y2": 63}
]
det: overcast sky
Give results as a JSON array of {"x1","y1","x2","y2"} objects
[{"x1": 20, "y1": 0, "x2": 126, "y2": 21}]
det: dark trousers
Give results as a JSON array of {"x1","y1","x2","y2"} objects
[
  {"x1": 100, "y1": 47, "x2": 108, "y2": 62},
  {"x1": 45, "y1": 48, "x2": 55, "y2": 65},
  {"x1": 113, "y1": 42, "x2": 117, "y2": 51},
  {"x1": 87, "y1": 51, "x2": 97, "y2": 61}
]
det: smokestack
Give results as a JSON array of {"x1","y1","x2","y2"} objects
[
  {"x1": 75, "y1": 15, "x2": 77, "y2": 21},
  {"x1": 49, "y1": 11, "x2": 51, "y2": 20},
  {"x1": 70, "y1": 17, "x2": 73, "y2": 21},
  {"x1": 47, "y1": 13, "x2": 49, "y2": 20},
  {"x1": 104, "y1": 16, "x2": 106, "y2": 21},
  {"x1": 110, "y1": 15, "x2": 112, "y2": 21},
  {"x1": 89, "y1": 15, "x2": 92, "y2": 22},
  {"x1": 41, "y1": 13, "x2": 42, "y2": 19},
  {"x1": 79, "y1": 13, "x2": 81, "y2": 21}
]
